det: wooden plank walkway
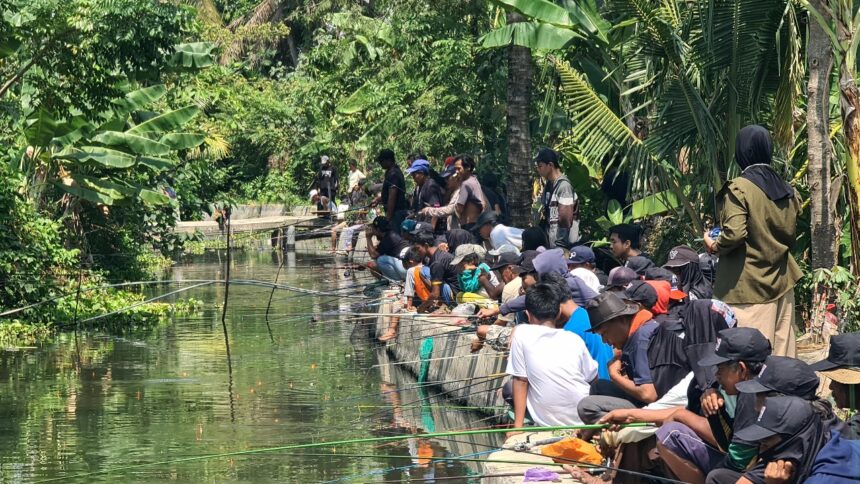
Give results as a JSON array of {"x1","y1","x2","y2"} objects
[{"x1": 174, "y1": 215, "x2": 317, "y2": 235}]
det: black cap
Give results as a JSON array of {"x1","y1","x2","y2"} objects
[
  {"x1": 698, "y1": 327, "x2": 772, "y2": 366},
  {"x1": 644, "y1": 267, "x2": 675, "y2": 283},
  {"x1": 624, "y1": 280, "x2": 657, "y2": 309},
  {"x1": 734, "y1": 396, "x2": 814, "y2": 442},
  {"x1": 533, "y1": 147, "x2": 560, "y2": 167},
  {"x1": 735, "y1": 355, "x2": 820, "y2": 399},
  {"x1": 440, "y1": 165, "x2": 457, "y2": 178},
  {"x1": 409, "y1": 221, "x2": 434, "y2": 238},
  {"x1": 585, "y1": 292, "x2": 639, "y2": 332},
  {"x1": 809, "y1": 333, "x2": 860, "y2": 371},
  {"x1": 663, "y1": 245, "x2": 699, "y2": 268},
  {"x1": 471, "y1": 211, "x2": 498, "y2": 234},
  {"x1": 625, "y1": 255, "x2": 655, "y2": 275},
  {"x1": 491, "y1": 251, "x2": 521, "y2": 271}
]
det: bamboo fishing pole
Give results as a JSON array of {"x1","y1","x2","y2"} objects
[{"x1": 35, "y1": 424, "x2": 652, "y2": 483}]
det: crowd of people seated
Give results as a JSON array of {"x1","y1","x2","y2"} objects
[{"x1": 319, "y1": 126, "x2": 860, "y2": 482}]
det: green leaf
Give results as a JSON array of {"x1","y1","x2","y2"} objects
[
  {"x1": 137, "y1": 189, "x2": 170, "y2": 205},
  {"x1": 127, "y1": 106, "x2": 200, "y2": 135},
  {"x1": 24, "y1": 109, "x2": 58, "y2": 147},
  {"x1": 77, "y1": 176, "x2": 129, "y2": 201},
  {"x1": 55, "y1": 182, "x2": 116, "y2": 205},
  {"x1": 158, "y1": 133, "x2": 206, "y2": 150},
  {"x1": 337, "y1": 84, "x2": 375, "y2": 114},
  {"x1": 136, "y1": 156, "x2": 175, "y2": 171},
  {"x1": 63, "y1": 146, "x2": 136, "y2": 168},
  {"x1": 607, "y1": 199, "x2": 624, "y2": 225},
  {"x1": 630, "y1": 191, "x2": 680, "y2": 219},
  {"x1": 92, "y1": 131, "x2": 171, "y2": 155},
  {"x1": 490, "y1": 0, "x2": 574, "y2": 28},
  {"x1": 112, "y1": 85, "x2": 168, "y2": 113},
  {"x1": 170, "y1": 42, "x2": 217, "y2": 70},
  {"x1": 481, "y1": 22, "x2": 578, "y2": 50}
]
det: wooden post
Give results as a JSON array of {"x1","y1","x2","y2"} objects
[{"x1": 286, "y1": 225, "x2": 296, "y2": 251}]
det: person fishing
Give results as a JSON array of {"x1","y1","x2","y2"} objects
[{"x1": 704, "y1": 125, "x2": 802, "y2": 358}]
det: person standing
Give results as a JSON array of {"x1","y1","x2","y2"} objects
[
  {"x1": 704, "y1": 125, "x2": 802, "y2": 357},
  {"x1": 372, "y1": 149, "x2": 409, "y2": 232},
  {"x1": 421, "y1": 164, "x2": 461, "y2": 232},
  {"x1": 453, "y1": 154, "x2": 486, "y2": 228},
  {"x1": 406, "y1": 159, "x2": 443, "y2": 230},
  {"x1": 347, "y1": 160, "x2": 366, "y2": 197},
  {"x1": 534, "y1": 148, "x2": 579, "y2": 250},
  {"x1": 315, "y1": 155, "x2": 338, "y2": 202}
]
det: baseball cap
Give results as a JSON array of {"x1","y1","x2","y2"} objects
[
  {"x1": 568, "y1": 246, "x2": 596, "y2": 265},
  {"x1": 400, "y1": 219, "x2": 417, "y2": 234},
  {"x1": 405, "y1": 159, "x2": 430, "y2": 175},
  {"x1": 471, "y1": 211, "x2": 498, "y2": 234},
  {"x1": 409, "y1": 221, "x2": 434, "y2": 238},
  {"x1": 734, "y1": 396, "x2": 815, "y2": 442},
  {"x1": 533, "y1": 147, "x2": 560, "y2": 167},
  {"x1": 663, "y1": 245, "x2": 699, "y2": 268},
  {"x1": 698, "y1": 327, "x2": 772, "y2": 366},
  {"x1": 488, "y1": 244, "x2": 520, "y2": 257},
  {"x1": 624, "y1": 280, "x2": 657, "y2": 309},
  {"x1": 810, "y1": 333, "x2": 860, "y2": 384},
  {"x1": 449, "y1": 244, "x2": 487, "y2": 266},
  {"x1": 491, "y1": 251, "x2": 521, "y2": 271},
  {"x1": 625, "y1": 255, "x2": 655, "y2": 275},
  {"x1": 605, "y1": 266, "x2": 638, "y2": 289},
  {"x1": 440, "y1": 165, "x2": 457, "y2": 178},
  {"x1": 585, "y1": 292, "x2": 639, "y2": 332},
  {"x1": 735, "y1": 355, "x2": 820, "y2": 399},
  {"x1": 512, "y1": 250, "x2": 539, "y2": 276}
]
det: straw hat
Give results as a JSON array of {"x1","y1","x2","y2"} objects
[{"x1": 820, "y1": 368, "x2": 860, "y2": 384}]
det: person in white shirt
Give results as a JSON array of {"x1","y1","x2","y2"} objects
[
  {"x1": 347, "y1": 160, "x2": 366, "y2": 195},
  {"x1": 472, "y1": 211, "x2": 523, "y2": 251},
  {"x1": 507, "y1": 281, "x2": 598, "y2": 430},
  {"x1": 567, "y1": 245, "x2": 601, "y2": 293}
]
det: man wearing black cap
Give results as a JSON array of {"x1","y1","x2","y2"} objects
[
  {"x1": 576, "y1": 292, "x2": 660, "y2": 426},
  {"x1": 621, "y1": 327, "x2": 771, "y2": 481},
  {"x1": 810, "y1": 333, "x2": 860, "y2": 439},
  {"x1": 567, "y1": 245, "x2": 602, "y2": 292},
  {"x1": 471, "y1": 251, "x2": 528, "y2": 353},
  {"x1": 705, "y1": 355, "x2": 838, "y2": 483},
  {"x1": 534, "y1": 147, "x2": 579, "y2": 249}
]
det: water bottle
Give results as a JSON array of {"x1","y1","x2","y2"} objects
[{"x1": 709, "y1": 227, "x2": 721, "y2": 239}]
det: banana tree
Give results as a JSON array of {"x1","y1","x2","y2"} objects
[{"x1": 22, "y1": 84, "x2": 205, "y2": 219}]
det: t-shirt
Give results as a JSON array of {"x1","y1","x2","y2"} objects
[
  {"x1": 489, "y1": 224, "x2": 524, "y2": 250},
  {"x1": 412, "y1": 178, "x2": 443, "y2": 212},
  {"x1": 348, "y1": 169, "x2": 365, "y2": 191},
  {"x1": 621, "y1": 319, "x2": 659, "y2": 385},
  {"x1": 483, "y1": 186, "x2": 510, "y2": 224},
  {"x1": 506, "y1": 324, "x2": 598, "y2": 426},
  {"x1": 562, "y1": 307, "x2": 614, "y2": 380},
  {"x1": 382, "y1": 166, "x2": 408, "y2": 214},
  {"x1": 457, "y1": 175, "x2": 485, "y2": 211},
  {"x1": 316, "y1": 166, "x2": 338, "y2": 197},
  {"x1": 570, "y1": 267, "x2": 601, "y2": 293},
  {"x1": 377, "y1": 231, "x2": 409, "y2": 258},
  {"x1": 497, "y1": 277, "x2": 523, "y2": 323},
  {"x1": 429, "y1": 249, "x2": 460, "y2": 291},
  {"x1": 540, "y1": 174, "x2": 579, "y2": 248}
]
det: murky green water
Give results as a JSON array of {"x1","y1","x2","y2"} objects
[{"x1": 0, "y1": 251, "x2": 502, "y2": 483}]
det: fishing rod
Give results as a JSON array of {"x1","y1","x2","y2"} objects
[
  {"x1": 366, "y1": 352, "x2": 504, "y2": 370},
  {"x1": 35, "y1": 424, "x2": 652, "y2": 483}
]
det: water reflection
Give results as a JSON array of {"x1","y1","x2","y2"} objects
[{"x1": 0, "y1": 251, "x2": 503, "y2": 483}]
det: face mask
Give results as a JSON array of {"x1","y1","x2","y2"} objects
[{"x1": 719, "y1": 387, "x2": 737, "y2": 418}]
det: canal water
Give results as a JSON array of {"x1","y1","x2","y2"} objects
[{"x1": 0, "y1": 251, "x2": 503, "y2": 483}]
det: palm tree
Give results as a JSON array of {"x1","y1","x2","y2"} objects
[{"x1": 505, "y1": 11, "x2": 535, "y2": 227}]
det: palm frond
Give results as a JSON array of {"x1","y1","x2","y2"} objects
[
  {"x1": 772, "y1": 2, "x2": 804, "y2": 152},
  {"x1": 220, "y1": 0, "x2": 284, "y2": 66}
]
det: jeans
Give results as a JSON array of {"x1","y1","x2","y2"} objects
[{"x1": 377, "y1": 255, "x2": 406, "y2": 281}]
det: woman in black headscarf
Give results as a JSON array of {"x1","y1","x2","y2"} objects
[
  {"x1": 445, "y1": 229, "x2": 476, "y2": 254},
  {"x1": 703, "y1": 125, "x2": 802, "y2": 357}
]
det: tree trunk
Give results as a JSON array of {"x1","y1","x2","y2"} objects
[
  {"x1": 505, "y1": 12, "x2": 533, "y2": 228},
  {"x1": 808, "y1": 3, "x2": 836, "y2": 270}
]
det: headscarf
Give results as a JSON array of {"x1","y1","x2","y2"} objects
[
  {"x1": 522, "y1": 227, "x2": 548, "y2": 251},
  {"x1": 735, "y1": 125, "x2": 794, "y2": 201},
  {"x1": 677, "y1": 260, "x2": 713, "y2": 300},
  {"x1": 445, "y1": 229, "x2": 475, "y2": 253},
  {"x1": 754, "y1": 398, "x2": 830, "y2": 483},
  {"x1": 645, "y1": 280, "x2": 671, "y2": 315},
  {"x1": 625, "y1": 255, "x2": 655, "y2": 275}
]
